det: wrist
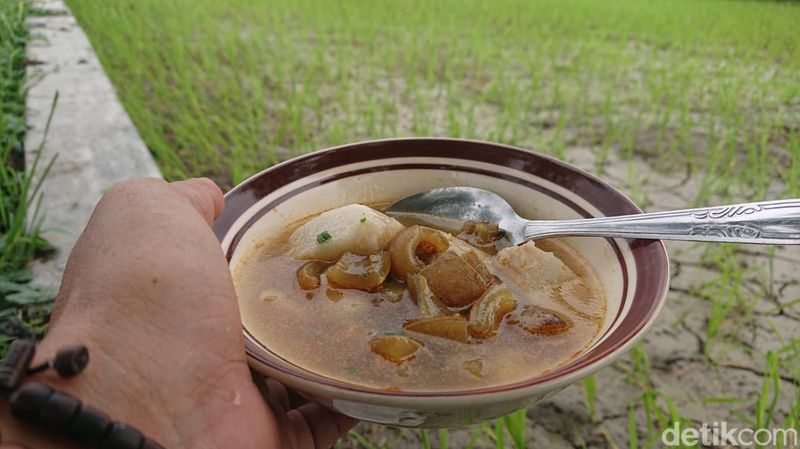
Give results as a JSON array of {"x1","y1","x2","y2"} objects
[
  {"x1": 0, "y1": 336, "x2": 82, "y2": 448},
  {"x1": 0, "y1": 329, "x2": 174, "y2": 449}
]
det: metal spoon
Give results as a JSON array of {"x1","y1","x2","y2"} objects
[{"x1": 385, "y1": 187, "x2": 800, "y2": 245}]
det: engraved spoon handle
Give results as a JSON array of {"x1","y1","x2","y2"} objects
[{"x1": 523, "y1": 200, "x2": 800, "y2": 244}]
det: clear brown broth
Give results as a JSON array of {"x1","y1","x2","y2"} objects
[{"x1": 234, "y1": 209, "x2": 607, "y2": 391}]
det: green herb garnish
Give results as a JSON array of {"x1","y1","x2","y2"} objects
[
  {"x1": 383, "y1": 331, "x2": 406, "y2": 336},
  {"x1": 316, "y1": 231, "x2": 332, "y2": 243},
  {"x1": 360, "y1": 216, "x2": 367, "y2": 223}
]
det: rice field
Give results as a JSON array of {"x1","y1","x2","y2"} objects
[{"x1": 59, "y1": 0, "x2": 800, "y2": 447}]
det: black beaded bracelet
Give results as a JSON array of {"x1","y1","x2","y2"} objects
[{"x1": 0, "y1": 339, "x2": 167, "y2": 449}]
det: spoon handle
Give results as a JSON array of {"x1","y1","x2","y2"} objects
[{"x1": 523, "y1": 199, "x2": 800, "y2": 244}]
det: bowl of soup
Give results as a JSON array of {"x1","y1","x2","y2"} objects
[{"x1": 213, "y1": 138, "x2": 669, "y2": 427}]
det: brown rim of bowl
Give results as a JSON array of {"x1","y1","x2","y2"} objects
[{"x1": 214, "y1": 137, "x2": 669, "y2": 398}]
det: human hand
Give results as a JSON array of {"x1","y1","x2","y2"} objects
[{"x1": 0, "y1": 178, "x2": 357, "y2": 449}]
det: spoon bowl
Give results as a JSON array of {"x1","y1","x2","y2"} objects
[{"x1": 385, "y1": 187, "x2": 528, "y2": 245}]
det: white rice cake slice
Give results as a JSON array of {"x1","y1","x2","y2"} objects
[
  {"x1": 490, "y1": 241, "x2": 577, "y2": 290},
  {"x1": 289, "y1": 204, "x2": 404, "y2": 261}
]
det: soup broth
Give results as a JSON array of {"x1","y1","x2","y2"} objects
[{"x1": 234, "y1": 204, "x2": 606, "y2": 391}]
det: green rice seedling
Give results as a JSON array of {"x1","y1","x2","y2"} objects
[
  {"x1": 462, "y1": 423, "x2": 487, "y2": 449},
  {"x1": 776, "y1": 339, "x2": 800, "y2": 383},
  {"x1": 621, "y1": 346, "x2": 698, "y2": 449},
  {"x1": 640, "y1": 390, "x2": 663, "y2": 448},
  {"x1": 418, "y1": 428, "x2": 450, "y2": 449},
  {"x1": 574, "y1": 431, "x2": 588, "y2": 449},
  {"x1": 700, "y1": 396, "x2": 748, "y2": 406},
  {"x1": 502, "y1": 409, "x2": 526, "y2": 449},
  {"x1": 348, "y1": 430, "x2": 383, "y2": 449},
  {"x1": 754, "y1": 352, "x2": 780, "y2": 437},
  {"x1": 664, "y1": 396, "x2": 694, "y2": 449},
  {"x1": 782, "y1": 133, "x2": 800, "y2": 196},
  {"x1": 694, "y1": 243, "x2": 760, "y2": 360},
  {"x1": 493, "y1": 417, "x2": 505, "y2": 449},
  {"x1": 583, "y1": 374, "x2": 597, "y2": 422},
  {"x1": 628, "y1": 344, "x2": 654, "y2": 390},
  {"x1": 420, "y1": 429, "x2": 430, "y2": 449},
  {"x1": 628, "y1": 400, "x2": 638, "y2": 449},
  {"x1": 438, "y1": 429, "x2": 448, "y2": 449},
  {"x1": 626, "y1": 392, "x2": 696, "y2": 449},
  {"x1": 779, "y1": 392, "x2": 800, "y2": 449}
]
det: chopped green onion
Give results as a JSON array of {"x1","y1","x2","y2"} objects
[{"x1": 316, "y1": 231, "x2": 332, "y2": 243}]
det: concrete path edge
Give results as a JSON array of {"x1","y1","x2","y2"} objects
[{"x1": 24, "y1": 0, "x2": 162, "y2": 286}]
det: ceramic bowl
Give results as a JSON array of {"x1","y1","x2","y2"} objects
[{"x1": 213, "y1": 138, "x2": 669, "y2": 428}]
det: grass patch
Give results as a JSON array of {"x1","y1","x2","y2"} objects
[{"x1": 0, "y1": 0, "x2": 55, "y2": 354}]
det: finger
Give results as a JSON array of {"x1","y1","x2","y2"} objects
[
  {"x1": 284, "y1": 410, "x2": 315, "y2": 449},
  {"x1": 251, "y1": 373, "x2": 292, "y2": 412},
  {"x1": 266, "y1": 379, "x2": 292, "y2": 412},
  {"x1": 170, "y1": 178, "x2": 224, "y2": 225},
  {"x1": 250, "y1": 372, "x2": 272, "y2": 402},
  {"x1": 287, "y1": 388, "x2": 310, "y2": 410},
  {"x1": 292, "y1": 402, "x2": 359, "y2": 449}
]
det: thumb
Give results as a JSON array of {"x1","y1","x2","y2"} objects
[{"x1": 170, "y1": 178, "x2": 224, "y2": 225}]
